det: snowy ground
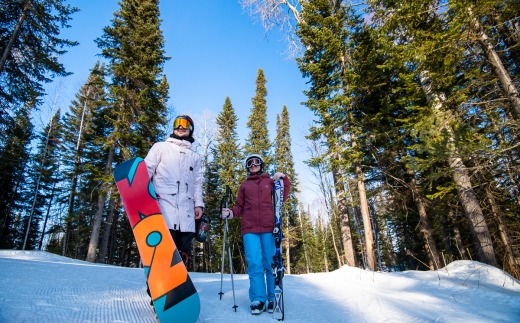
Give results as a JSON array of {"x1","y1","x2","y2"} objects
[{"x1": 0, "y1": 250, "x2": 519, "y2": 323}]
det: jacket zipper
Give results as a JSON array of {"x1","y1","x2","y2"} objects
[{"x1": 176, "y1": 181, "x2": 180, "y2": 209}]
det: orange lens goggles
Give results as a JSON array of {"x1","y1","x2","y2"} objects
[{"x1": 174, "y1": 118, "x2": 193, "y2": 131}]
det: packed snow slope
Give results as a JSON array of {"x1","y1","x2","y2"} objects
[{"x1": 0, "y1": 250, "x2": 519, "y2": 323}]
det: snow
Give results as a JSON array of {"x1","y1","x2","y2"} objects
[{"x1": 1, "y1": 250, "x2": 519, "y2": 323}]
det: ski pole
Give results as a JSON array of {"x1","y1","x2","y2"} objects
[
  {"x1": 218, "y1": 186, "x2": 238, "y2": 311},
  {"x1": 219, "y1": 222, "x2": 226, "y2": 300},
  {"x1": 218, "y1": 193, "x2": 226, "y2": 300},
  {"x1": 225, "y1": 216, "x2": 238, "y2": 311}
]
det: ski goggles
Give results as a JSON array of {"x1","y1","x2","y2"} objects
[
  {"x1": 246, "y1": 158, "x2": 262, "y2": 168},
  {"x1": 173, "y1": 118, "x2": 193, "y2": 131}
]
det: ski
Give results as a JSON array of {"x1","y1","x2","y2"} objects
[
  {"x1": 272, "y1": 179, "x2": 285, "y2": 320},
  {"x1": 114, "y1": 157, "x2": 200, "y2": 323}
]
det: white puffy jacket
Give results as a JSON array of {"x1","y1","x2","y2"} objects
[{"x1": 144, "y1": 137, "x2": 204, "y2": 232}]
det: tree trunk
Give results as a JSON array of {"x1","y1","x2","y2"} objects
[
  {"x1": 346, "y1": 177, "x2": 366, "y2": 268},
  {"x1": 38, "y1": 177, "x2": 57, "y2": 250},
  {"x1": 483, "y1": 180, "x2": 520, "y2": 278},
  {"x1": 493, "y1": 16, "x2": 520, "y2": 67},
  {"x1": 99, "y1": 197, "x2": 115, "y2": 263},
  {"x1": 203, "y1": 240, "x2": 208, "y2": 272},
  {"x1": 405, "y1": 169, "x2": 442, "y2": 269},
  {"x1": 329, "y1": 218, "x2": 342, "y2": 267},
  {"x1": 297, "y1": 201, "x2": 310, "y2": 273},
  {"x1": 331, "y1": 161, "x2": 357, "y2": 267},
  {"x1": 318, "y1": 211, "x2": 329, "y2": 272},
  {"x1": 355, "y1": 163, "x2": 376, "y2": 271},
  {"x1": 470, "y1": 8, "x2": 520, "y2": 119},
  {"x1": 38, "y1": 176, "x2": 59, "y2": 250},
  {"x1": 448, "y1": 209, "x2": 469, "y2": 260},
  {"x1": 63, "y1": 95, "x2": 89, "y2": 256},
  {"x1": 420, "y1": 71, "x2": 497, "y2": 267},
  {"x1": 86, "y1": 139, "x2": 116, "y2": 262},
  {"x1": 108, "y1": 211, "x2": 120, "y2": 264},
  {"x1": 0, "y1": 0, "x2": 32, "y2": 73},
  {"x1": 432, "y1": 206, "x2": 453, "y2": 261},
  {"x1": 449, "y1": 155, "x2": 497, "y2": 266}
]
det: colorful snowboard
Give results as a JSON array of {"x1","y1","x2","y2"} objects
[{"x1": 114, "y1": 157, "x2": 200, "y2": 323}]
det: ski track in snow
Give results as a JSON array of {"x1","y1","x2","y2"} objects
[{"x1": 1, "y1": 250, "x2": 519, "y2": 323}]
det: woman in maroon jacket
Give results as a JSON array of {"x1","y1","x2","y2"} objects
[{"x1": 221, "y1": 154, "x2": 290, "y2": 315}]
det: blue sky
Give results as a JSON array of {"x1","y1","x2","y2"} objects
[{"x1": 49, "y1": 1, "x2": 317, "y2": 200}]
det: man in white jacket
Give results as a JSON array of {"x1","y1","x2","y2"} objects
[{"x1": 144, "y1": 115, "x2": 204, "y2": 267}]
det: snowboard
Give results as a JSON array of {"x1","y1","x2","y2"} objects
[
  {"x1": 113, "y1": 157, "x2": 200, "y2": 323},
  {"x1": 272, "y1": 179, "x2": 285, "y2": 320}
]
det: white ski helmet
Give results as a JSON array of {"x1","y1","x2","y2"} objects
[{"x1": 245, "y1": 154, "x2": 264, "y2": 174}]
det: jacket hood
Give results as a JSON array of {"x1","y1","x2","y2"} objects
[
  {"x1": 166, "y1": 137, "x2": 192, "y2": 149},
  {"x1": 170, "y1": 132, "x2": 194, "y2": 143}
]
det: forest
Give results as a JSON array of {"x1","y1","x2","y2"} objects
[{"x1": 1, "y1": 0, "x2": 519, "y2": 280}]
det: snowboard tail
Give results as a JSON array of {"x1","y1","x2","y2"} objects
[{"x1": 114, "y1": 157, "x2": 200, "y2": 323}]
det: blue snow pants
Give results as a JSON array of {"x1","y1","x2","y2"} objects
[{"x1": 243, "y1": 232, "x2": 276, "y2": 303}]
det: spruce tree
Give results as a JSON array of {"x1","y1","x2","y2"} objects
[
  {"x1": 212, "y1": 96, "x2": 244, "y2": 273},
  {"x1": 274, "y1": 106, "x2": 299, "y2": 274},
  {"x1": 214, "y1": 97, "x2": 242, "y2": 192},
  {"x1": 243, "y1": 0, "x2": 520, "y2": 274},
  {"x1": 294, "y1": 200, "x2": 314, "y2": 274},
  {"x1": 60, "y1": 61, "x2": 108, "y2": 258},
  {"x1": 21, "y1": 109, "x2": 63, "y2": 250},
  {"x1": 0, "y1": 104, "x2": 33, "y2": 248},
  {"x1": 0, "y1": 0, "x2": 79, "y2": 106},
  {"x1": 88, "y1": 0, "x2": 170, "y2": 263},
  {"x1": 296, "y1": 0, "x2": 377, "y2": 270},
  {"x1": 245, "y1": 68, "x2": 273, "y2": 171},
  {"x1": 368, "y1": 0, "x2": 499, "y2": 267}
]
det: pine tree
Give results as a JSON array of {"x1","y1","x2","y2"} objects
[
  {"x1": 296, "y1": 0, "x2": 377, "y2": 270},
  {"x1": 60, "y1": 61, "x2": 108, "y2": 258},
  {"x1": 0, "y1": 103, "x2": 33, "y2": 248},
  {"x1": 245, "y1": 68, "x2": 273, "y2": 171},
  {"x1": 21, "y1": 109, "x2": 63, "y2": 250},
  {"x1": 202, "y1": 161, "x2": 220, "y2": 272},
  {"x1": 211, "y1": 96, "x2": 244, "y2": 273},
  {"x1": 294, "y1": 200, "x2": 313, "y2": 273},
  {"x1": 344, "y1": 18, "x2": 445, "y2": 270},
  {"x1": 274, "y1": 106, "x2": 300, "y2": 274},
  {"x1": 0, "y1": 0, "x2": 79, "y2": 106},
  {"x1": 88, "y1": 0, "x2": 170, "y2": 263},
  {"x1": 189, "y1": 111, "x2": 218, "y2": 272},
  {"x1": 214, "y1": 97, "x2": 243, "y2": 192},
  {"x1": 368, "y1": 0, "x2": 499, "y2": 267}
]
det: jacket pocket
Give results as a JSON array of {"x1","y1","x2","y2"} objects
[
  {"x1": 154, "y1": 179, "x2": 179, "y2": 195},
  {"x1": 241, "y1": 215, "x2": 254, "y2": 230},
  {"x1": 185, "y1": 182, "x2": 194, "y2": 200}
]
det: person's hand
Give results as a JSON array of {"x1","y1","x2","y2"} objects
[
  {"x1": 195, "y1": 207, "x2": 203, "y2": 219},
  {"x1": 273, "y1": 172, "x2": 285, "y2": 181},
  {"x1": 221, "y1": 208, "x2": 234, "y2": 219}
]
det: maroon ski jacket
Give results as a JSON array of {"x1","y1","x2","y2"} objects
[{"x1": 230, "y1": 173, "x2": 290, "y2": 236}]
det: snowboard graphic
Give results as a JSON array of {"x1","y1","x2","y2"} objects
[{"x1": 114, "y1": 157, "x2": 200, "y2": 323}]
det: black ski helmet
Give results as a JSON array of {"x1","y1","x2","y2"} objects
[
  {"x1": 245, "y1": 154, "x2": 264, "y2": 175},
  {"x1": 171, "y1": 115, "x2": 195, "y2": 143}
]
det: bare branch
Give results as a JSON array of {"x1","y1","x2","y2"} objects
[{"x1": 240, "y1": 0, "x2": 304, "y2": 58}]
